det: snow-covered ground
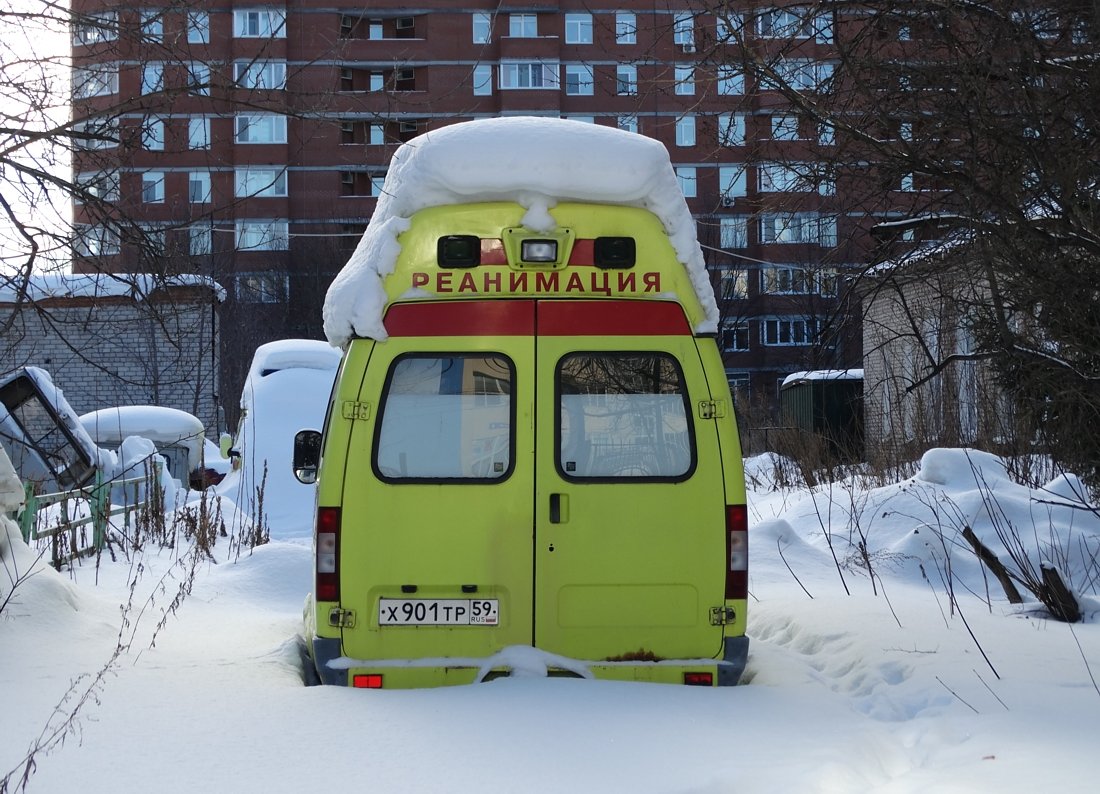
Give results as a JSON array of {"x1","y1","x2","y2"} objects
[{"x1": 3, "y1": 448, "x2": 1099, "y2": 793}]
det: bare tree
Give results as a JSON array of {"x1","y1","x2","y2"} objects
[{"x1": 691, "y1": 1, "x2": 1099, "y2": 484}]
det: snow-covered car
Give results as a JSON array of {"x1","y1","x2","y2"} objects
[
  {"x1": 216, "y1": 339, "x2": 342, "y2": 538},
  {"x1": 78, "y1": 405, "x2": 227, "y2": 490}
]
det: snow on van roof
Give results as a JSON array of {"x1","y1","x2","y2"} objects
[
  {"x1": 244, "y1": 339, "x2": 343, "y2": 386},
  {"x1": 323, "y1": 117, "x2": 719, "y2": 347}
]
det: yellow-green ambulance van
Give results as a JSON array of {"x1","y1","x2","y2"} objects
[{"x1": 295, "y1": 118, "x2": 748, "y2": 688}]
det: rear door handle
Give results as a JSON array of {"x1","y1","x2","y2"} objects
[{"x1": 549, "y1": 493, "x2": 568, "y2": 524}]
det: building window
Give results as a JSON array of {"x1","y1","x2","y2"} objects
[
  {"x1": 74, "y1": 171, "x2": 120, "y2": 204},
  {"x1": 142, "y1": 171, "x2": 165, "y2": 203},
  {"x1": 726, "y1": 372, "x2": 750, "y2": 397},
  {"x1": 188, "y1": 118, "x2": 210, "y2": 149},
  {"x1": 719, "y1": 268, "x2": 748, "y2": 300},
  {"x1": 759, "y1": 162, "x2": 801, "y2": 192},
  {"x1": 716, "y1": 13, "x2": 744, "y2": 42},
  {"x1": 141, "y1": 226, "x2": 168, "y2": 257},
  {"x1": 141, "y1": 116, "x2": 164, "y2": 150},
  {"x1": 772, "y1": 115, "x2": 800, "y2": 140},
  {"x1": 472, "y1": 11, "x2": 492, "y2": 43},
  {"x1": 617, "y1": 114, "x2": 638, "y2": 134},
  {"x1": 564, "y1": 64, "x2": 593, "y2": 95},
  {"x1": 719, "y1": 166, "x2": 746, "y2": 202},
  {"x1": 72, "y1": 11, "x2": 118, "y2": 46},
  {"x1": 473, "y1": 63, "x2": 493, "y2": 95},
  {"x1": 73, "y1": 116, "x2": 118, "y2": 149},
  {"x1": 761, "y1": 266, "x2": 813, "y2": 294},
  {"x1": 187, "y1": 63, "x2": 210, "y2": 96},
  {"x1": 73, "y1": 64, "x2": 117, "y2": 97},
  {"x1": 234, "y1": 271, "x2": 288, "y2": 302},
  {"x1": 717, "y1": 66, "x2": 743, "y2": 95},
  {"x1": 139, "y1": 10, "x2": 163, "y2": 42},
  {"x1": 189, "y1": 225, "x2": 212, "y2": 256},
  {"x1": 614, "y1": 12, "x2": 637, "y2": 44},
  {"x1": 508, "y1": 13, "x2": 537, "y2": 38},
  {"x1": 189, "y1": 171, "x2": 211, "y2": 203},
  {"x1": 340, "y1": 171, "x2": 387, "y2": 197},
  {"x1": 368, "y1": 124, "x2": 385, "y2": 144},
  {"x1": 719, "y1": 216, "x2": 748, "y2": 247},
  {"x1": 764, "y1": 59, "x2": 834, "y2": 91},
  {"x1": 673, "y1": 13, "x2": 694, "y2": 51},
  {"x1": 718, "y1": 113, "x2": 745, "y2": 147},
  {"x1": 565, "y1": 13, "x2": 592, "y2": 44},
  {"x1": 616, "y1": 64, "x2": 637, "y2": 95},
  {"x1": 499, "y1": 61, "x2": 559, "y2": 89},
  {"x1": 141, "y1": 63, "x2": 163, "y2": 95},
  {"x1": 234, "y1": 8, "x2": 287, "y2": 38},
  {"x1": 74, "y1": 225, "x2": 120, "y2": 257},
  {"x1": 674, "y1": 65, "x2": 694, "y2": 95},
  {"x1": 368, "y1": 20, "x2": 383, "y2": 40},
  {"x1": 234, "y1": 60, "x2": 287, "y2": 90},
  {"x1": 675, "y1": 115, "x2": 695, "y2": 147},
  {"x1": 721, "y1": 323, "x2": 750, "y2": 351},
  {"x1": 818, "y1": 122, "x2": 835, "y2": 146},
  {"x1": 235, "y1": 168, "x2": 289, "y2": 198},
  {"x1": 235, "y1": 114, "x2": 288, "y2": 143},
  {"x1": 762, "y1": 318, "x2": 818, "y2": 346},
  {"x1": 187, "y1": 11, "x2": 209, "y2": 44},
  {"x1": 675, "y1": 166, "x2": 697, "y2": 198},
  {"x1": 236, "y1": 221, "x2": 290, "y2": 251},
  {"x1": 756, "y1": 8, "x2": 829, "y2": 40},
  {"x1": 369, "y1": 72, "x2": 384, "y2": 92},
  {"x1": 759, "y1": 213, "x2": 837, "y2": 246}
]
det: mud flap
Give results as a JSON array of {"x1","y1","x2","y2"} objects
[{"x1": 719, "y1": 635, "x2": 750, "y2": 686}]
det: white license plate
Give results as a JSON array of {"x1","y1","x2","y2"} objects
[{"x1": 378, "y1": 598, "x2": 499, "y2": 626}]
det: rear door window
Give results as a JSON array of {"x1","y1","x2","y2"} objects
[
  {"x1": 374, "y1": 354, "x2": 514, "y2": 481},
  {"x1": 557, "y1": 353, "x2": 694, "y2": 480}
]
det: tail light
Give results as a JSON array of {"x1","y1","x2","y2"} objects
[
  {"x1": 725, "y1": 504, "x2": 748, "y2": 600},
  {"x1": 316, "y1": 506, "x2": 341, "y2": 602},
  {"x1": 683, "y1": 672, "x2": 713, "y2": 686},
  {"x1": 353, "y1": 674, "x2": 384, "y2": 689}
]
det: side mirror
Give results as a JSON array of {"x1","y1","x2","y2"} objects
[{"x1": 292, "y1": 429, "x2": 322, "y2": 484}]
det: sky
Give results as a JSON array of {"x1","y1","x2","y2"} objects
[{"x1": 0, "y1": 1, "x2": 72, "y2": 273}]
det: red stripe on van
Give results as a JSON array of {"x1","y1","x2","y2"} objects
[
  {"x1": 567, "y1": 239, "x2": 594, "y2": 265},
  {"x1": 384, "y1": 300, "x2": 535, "y2": 336},
  {"x1": 538, "y1": 300, "x2": 690, "y2": 336}
]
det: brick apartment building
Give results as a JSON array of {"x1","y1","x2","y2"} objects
[{"x1": 69, "y1": 2, "x2": 872, "y2": 425}]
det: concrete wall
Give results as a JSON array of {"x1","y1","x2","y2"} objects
[{"x1": 0, "y1": 287, "x2": 221, "y2": 435}]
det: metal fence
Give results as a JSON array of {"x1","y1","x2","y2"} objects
[{"x1": 17, "y1": 461, "x2": 162, "y2": 569}]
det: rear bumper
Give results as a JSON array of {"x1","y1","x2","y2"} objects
[{"x1": 309, "y1": 636, "x2": 750, "y2": 688}]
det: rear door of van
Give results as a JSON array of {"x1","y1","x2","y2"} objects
[
  {"x1": 336, "y1": 301, "x2": 536, "y2": 663},
  {"x1": 533, "y1": 300, "x2": 728, "y2": 663}
]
